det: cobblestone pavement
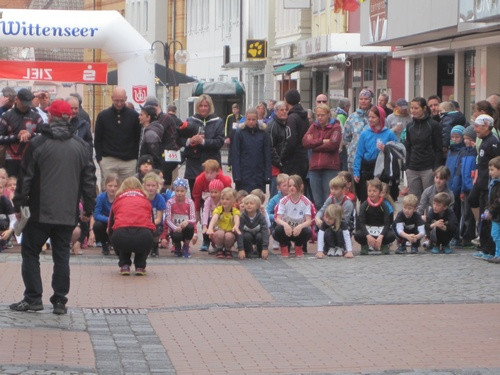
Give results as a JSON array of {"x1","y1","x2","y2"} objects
[{"x1": 0, "y1": 245, "x2": 499, "y2": 374}]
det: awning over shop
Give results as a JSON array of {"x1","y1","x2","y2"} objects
[
  {"x1": 192, "y1": 80, "x2": 245, "y2": 96},
  {"x1": 273, "y1": 62, "x2": 303, "y2": 75},
  {"x1": 107, "y1": 63, "x2": 197, "y2": 86}
]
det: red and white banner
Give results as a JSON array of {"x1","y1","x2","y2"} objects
[{"x1": 0, "y1": 60, "x2": 108, "y2": 84}]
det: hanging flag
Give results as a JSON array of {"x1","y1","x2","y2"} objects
[{"x1": 343, "y1": 0, "x2": 359, "y2": 12}]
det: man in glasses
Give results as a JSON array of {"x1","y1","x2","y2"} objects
[{"x1": 315, "y1": 94, "x2": 328, "y2": 107}]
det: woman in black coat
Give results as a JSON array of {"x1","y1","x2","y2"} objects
[{"x1": 177, "y1": 94, "x2": 225, "y2": 191}]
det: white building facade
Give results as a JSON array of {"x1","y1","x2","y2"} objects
[{"x1": 360, "y1": 0, "x2": 500, "y2": 120}]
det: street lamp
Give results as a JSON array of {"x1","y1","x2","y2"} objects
[{"x1": 150, "y1": 40, "x2": 189, "y2": 103}]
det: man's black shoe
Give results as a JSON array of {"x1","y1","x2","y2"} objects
[
  {"x1": 10, "y1": 299, "x2": 44, "y2": 312},
  {"x1": 52, "y1": 301, "x2": 67, "y2": 315}
]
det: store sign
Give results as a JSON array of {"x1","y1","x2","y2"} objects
[
  {"x1": 296, "y1": 36, "x2": 328, "y2": 58},
  {"x1": 0, "y1": 60, "x2": 108, "y2": 83},
  {"x1": 0, "y1": 20, "x2": 99, "y2": 38},
  {"x1": 246, "y1": 39, "x2": 267, "y2": 59},
  {"x1": 369, "y1": 0, "x2": 387, "y2": 42},
  {"x1": 459, "y1": 0, "x2": 500, "y2": 22}
]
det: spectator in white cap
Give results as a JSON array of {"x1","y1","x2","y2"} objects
[{"x1": 469, "y1": 114, "x2": 499, "y2": 260}]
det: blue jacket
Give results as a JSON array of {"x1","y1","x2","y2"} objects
[
  {"x1": 231, "y1": 122, "x2": 271, "y2": 192},
  {"x1": 94, "y1": 192, "x2": 113, "y2": 223},
  {"x1": 460, "y1": 146, "x2": 477, "y2": 193},
  {"x1": 266, "y1": 191, "x2": 283, "y2": 223},
  {"x1": 446, "y1": 142, "x2": 465, "y2": 195},
  {"x1": 353, "y1": 127, "x2": 397, "y2": 177}
]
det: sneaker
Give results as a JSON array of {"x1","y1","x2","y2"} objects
[
  {"x1": 327, "y1": 248, "x2": 336, "y2": 257},
  {"x1": 182, "y1": 244, "x2": 191, "y2": 258},
  {"x1": 208, "y1": 246, "x2": 216, "y2": 255},
  {"x1": 174, "y1": 246, "x2": 182, "y2": 257},
  {"x1": 431, "y1": 247, "x2": 440, "y2": 254},
  {"x1": 395, "y1": 245, "x2": 406, "y2": 254},
  {"x1": 216, "y1": 249, "x2": 225, "y2": 259},
  {"x1": 410, "y1": 246, "x2": 419, "y2": 254},
  {"x1": 280, "y1": 245, "x2": 289, "y2": 258},
  {"x1": 52, "y1": 301, "x2": 67, "y2": 315},
  {"x1": 449, "y1": 238, "x2": 458, "y2": 246},
  {"x1": 443, "y1": 246, "x2": 453, "y2": 254},
  {"x1": 471, "y1": 237, "x2": 481, "y2": 246},
  {"x1": 472, "y1": 251, "x2": 485, "y2": 259},
  {"x1": 135, "y1": 267, "x2": 147, "y2": 276},
  {"x1": 120, "y1": 265, "x2": 130, "y2": 275},
  {"x1": 224, "y1": 249, "x2": 233, "y2": 259},
  {"x1": 381, "y1": 245, "x2": 390, "y2": 255},
  {"x1": 6, "y1": 240, "x2": 13, "y2": 249},
  {"x1": 422, "y1": 240, "x2": 430, "y2": 249},
  {"x1": 487, "y1": 256, "x2": 500, "y2": 263},
  {"x1": 102, "y1": 243, "x2": 110, "y2": 256},
  {"x1": 482, "y1": 254, "x2": 494, "y2": 261},
  {"x1": 200, "y1": 244, "x2": 209, "y2": 252},
  {"x1": 294, "y1": 245, "x2": 304, "y2": 257},
  {"x1": 360, "y1": 245, "x2": 369, "y2": 255},
  {"x1": 460, "y1": 241, "x2": 476, "y2": 249},
  {"x1": 9, "y1": 299, "x2": 44, "y2": 312},
  {"x1": 334, "y1": 248, "x2": 343, "y2": 257}
]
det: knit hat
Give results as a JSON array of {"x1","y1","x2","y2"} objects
[
  {"x1": 474, "y1": 114, "x2": 494, "y2": 127},
  {"x1": 284, "y1": 89, "x2": 300, "y2": 106},
  {"x1": 46, "y1": 100, "x2": 72, "y2": 117},
  {"x1": 450, "y1": 125, "x2": 465, "y2": 136},
  {"x1": 208, "y1": 178, "x2": 224, "y2": 192},
  {"x1": 172, "y1": 177, "x2": 188, "y2": 191},
  {"x1": 138, "y1": 154, "x2": 153, "y2": 166},
  {"x1": 463, "y1": 125, "x2": 476, "y2": 140}
]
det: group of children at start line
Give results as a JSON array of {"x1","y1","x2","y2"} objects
[{"x1": 90, "y1": 153, "x2": 500, "y2": 275}]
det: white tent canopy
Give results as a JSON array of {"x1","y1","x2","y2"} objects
[{"x1": 0, "y1": 8, "x2": 155, "y2": 104}]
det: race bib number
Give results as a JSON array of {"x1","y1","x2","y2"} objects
[
  {"x1": 286, "y1": 218, "x2": 302, "y2": 228},
  {"x1": 165, "y1": 150, "x2": 181, "y2": 162},
  {"x1": 172, "y1": 214, "x2": 189, "y2": 226},
  {"x1": 366, "y1": 225, "x2": 384, "y2": 236}
]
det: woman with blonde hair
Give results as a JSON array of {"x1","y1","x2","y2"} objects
[
  {"x1": 302, "y1": 103, "x2": 342, "y2": 209},
  {"x1": 108, "y1": 177, "x2": 155, "y2": 276},
  {"x1": 177, "y1": 94, "x2": 225, "y2": 191}
]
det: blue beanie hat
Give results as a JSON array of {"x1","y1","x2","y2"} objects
[{"x1": 451, "y1": 125, "x2": 465, "y2": 136}]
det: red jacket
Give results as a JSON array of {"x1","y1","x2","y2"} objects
[
  {"x1": 302, "y1": 120, "x2": 342, "y2": 170},
  {"x1": 108, "y1": 189, "x2": 156, "y2": 232},
  {"x1": 192, "y1": 170, "x2": 232, "y2": 212}
]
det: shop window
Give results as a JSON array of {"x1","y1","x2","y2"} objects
[
  {"x1": 352, "y1": 57, "x2": 362, "y2": 85},
  {"x1": 363, "y1": 56, "x2": 374, "y2": 88},
  {"x1": 377, "y1": 55, "x2": 386, "y2": 80},
  {"x1": 464, "y1": 50, "x2": 476, "y2": 121},
  {"x1": 413, "y1": 58, "x2": 421, "y2": 98}
]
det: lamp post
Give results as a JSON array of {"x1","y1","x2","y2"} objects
[{"x1": 150, "y1": 40, "x2": 189, "y2": 104}]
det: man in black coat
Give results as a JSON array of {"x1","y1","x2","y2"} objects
[
  {"x1": 281, "y1": 89, "x2": 309, "y2": 182},
  {"x1": 10, "y1": 100, "x2": 96, "y2": 315}
]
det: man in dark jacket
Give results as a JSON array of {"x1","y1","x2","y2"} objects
[
  {"x1": 67, "y1": 96, "x2": 93, "y2": 155},
  {"x1": 143, "y1": 96, "x2": 179, "y2": 185},
  {"x1": 0, "y1": 88, "x2": 43, "y2": 177},
  {"x1": 266, "y1": 101, "x2": 288, "y2": 196},
  {"x1": 281, "y1": 89, "x2": 309, "y2": 182},
  {"x1": 10, "y1": 100, "x2": 96, "y2": 315},
  {"x1": 470, "y1": 114, "x2": 500, "y2": 260},
  {"x1": 94, "y1": 87, "x2": 141, "y2": 186}
]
